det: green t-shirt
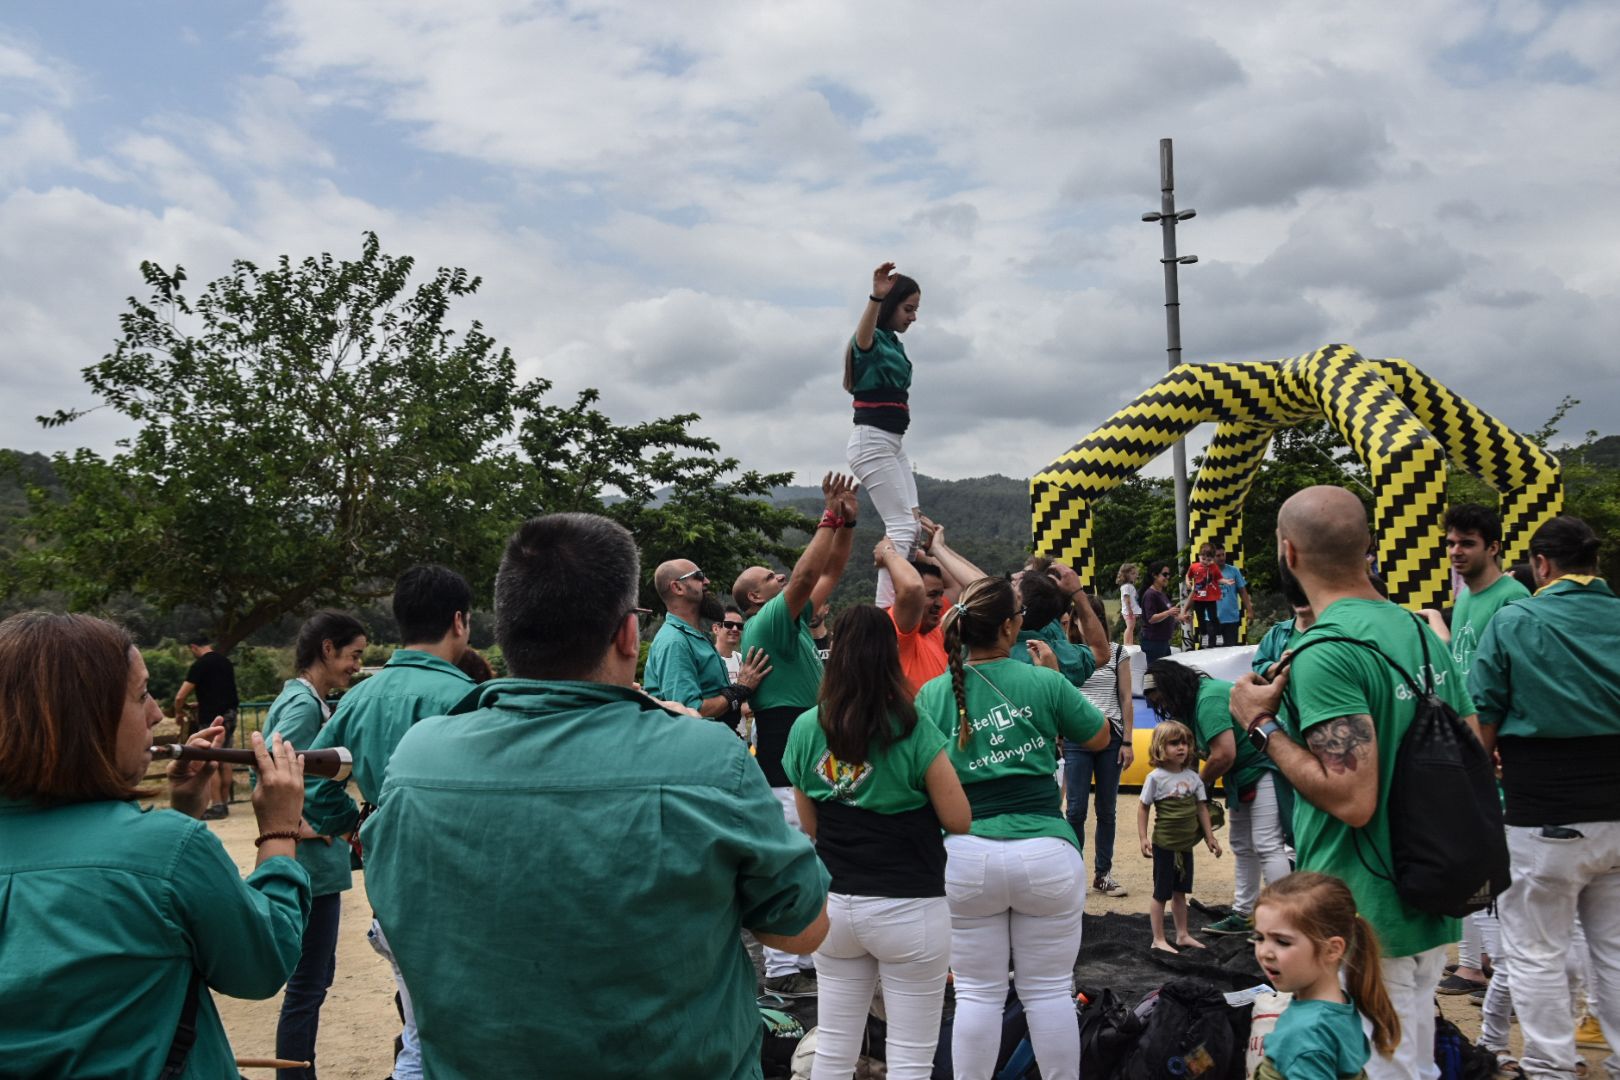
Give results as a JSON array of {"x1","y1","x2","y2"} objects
[
  {"x1": 741, "y1": 591, "x2": 824, "y2": 712},
  {"x1": 363, "y1": 678, "x2": 829, "y2": 1079},
  {"x1": 1450, "y1": 574, "x2": 1529, "y2": 673},
  {"x1": 259, "y1": 679, "x2": 353, "y2": 897},
  {"x1": 1283, "y1": 599, "x2": 1474, "y2": 957},
  {"x1": 848, "y1": 328, "x2": 912, "y2": 394},
  {"x1": 1254, "y1": 998, "x2": 1370, "y2": 1080},
  {"x1": 784, "y1": 708, "x2": 948, "y2": 814},
  {"x1": 1188, "y1": 678, "x2": 1272, "y2": 793},
  {"x1": 915, "y1": 658, "x2": 1104, "y2": 847}
]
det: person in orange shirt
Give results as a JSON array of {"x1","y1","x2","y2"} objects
[{"x1": 881, "y1": 518, "x2": 986, "y2": 696}]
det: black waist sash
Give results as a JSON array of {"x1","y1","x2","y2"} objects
[{"x1": 814, "y1": 799, "x2": 946, "y2": 898}]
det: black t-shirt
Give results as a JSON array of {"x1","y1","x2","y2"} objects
[{"x1": 186, "y1": 650, "x2": 239, "y2": 719}]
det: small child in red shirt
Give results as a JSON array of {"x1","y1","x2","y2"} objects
[{"x1": 1185, "y1": 544, "x2": 1223, "y2": 650}]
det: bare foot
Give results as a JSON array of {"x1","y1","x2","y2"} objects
[
  {"x1": 1176, "y1": 936, "x2": 1208, "y2": 950},
  {"x1": 1151, "y1": 941, "x2": 1180, "y2": 954}
]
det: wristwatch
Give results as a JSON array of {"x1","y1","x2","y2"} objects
[{"x1": 1248, "y1": 715, "x2": 1282, "y2": 752}]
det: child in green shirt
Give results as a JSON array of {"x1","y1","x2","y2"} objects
[{"x1": 1251, "y1": 872, "x2": 1400, "y2": 1080}]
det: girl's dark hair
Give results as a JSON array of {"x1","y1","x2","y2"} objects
[
  {"x1": 1529, "y1": 515, "x2": 1600, "y2": 574},
  {"x1": 1145, "y1": 658, "x2": 1208, "y2": 725},
  {"x1": 1257, "y1": 872, "x2": 1400, "y2": 1056},
  {"x1": 0, "y1": 612, "x2": 144, "y2": 803},
  {"x1": 1018, "y1": 571, "x2": 1065, "y2": 633},
  {"x1": 294, "y1": 611, "x2": 368, "y2": 672},
  {"x1": 842, "y1": 274, "x2": 921, "y2": 393},
  {"x1": 942, "y1": 576, "x2": 1018, "y2": 749},
  {"x1": 817, "y1": 605, "x2": 916, "y2": 763},
  {"x1": 456, "y1": 648, "x2": 496, "y2": 684}
]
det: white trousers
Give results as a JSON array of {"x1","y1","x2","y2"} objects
[
  {"x1": 764, "y1": 786, "x2": 817, "y2": 979},
  {"x1": 847, "y1": 425, "x2": 919, "y2": 609},
  {"x1": 944, "y1": 834, "x2": 1085, "y2": 1080},
  {"x1": 1459, "y1": 905, "x2": 1501, "y2": 971},
  {"x1": 1482, "y1": 918, "x2": 1597, "y2": 1054},
  {"x1": 1229, "y1": 773, "x2": 1293, "y2": 916},
  {"x1": 810, "y1": 895, "x2": 951, "y2": 1080},
  {"x1": 367, "y1": 919, "x2": 423, "y2": 1080},
  {"x1": 1363, "y1": 944, "x2": 1447, "y2": 1080},
  {"x1": 1498, "y1": 822, "x2": 1620, "y2": 1079}
]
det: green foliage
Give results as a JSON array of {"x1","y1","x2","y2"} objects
[
  {"x1": 362, "y1": 642, "x2": 396, "y2": 666},
  {"x1": 9, "y1": 234, "x2": 530, "y2": 648},
  {"x1": 232, "y1": 646, "x2": 290, "y2": 701},
  {"x1": 512, "y1": 386, "x2": 811, "y2": 609},
  {"x1": 140, "y1": 645, "x2": 188, "y2": 706}
]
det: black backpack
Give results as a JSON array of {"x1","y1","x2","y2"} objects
[
  {"x1": 1120, "y1": 978, "x2": 1239, "y2": 1080},
  {"x1": 1281, "y1": 615, "x2": 1510, "y2": 917}
]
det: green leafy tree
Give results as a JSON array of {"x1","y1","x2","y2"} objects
[
  {"x1": 8, "y1": 234, "x2": 531, "y2": 648},
  {"x1": 512, "y1": 386, "x2": 810, "y2": 608}
]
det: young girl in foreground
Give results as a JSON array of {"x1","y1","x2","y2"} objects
[
  {"x1": 845, "y1": 261, "x2": 923, "y2": 608},
  {"x1": 1251, "y1": 873, "x2": 1400, "y2": 1080},
  {"x1": 1137, "y1": 719, "x2": 1220, "y2": 953}
]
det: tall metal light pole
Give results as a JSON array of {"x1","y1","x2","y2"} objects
[{"x1": 1142, "y1": 138, "x2": 1198, "y2": 554}]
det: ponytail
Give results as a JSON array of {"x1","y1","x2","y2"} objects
[
  {"x1": 1346, "y1": 913, "x2": 1400, "y2": 1057},
  {"x1": 1255, "y1": 872, "x2": 1400, "y2": 1058},
  {"x1": 842, "y1": 341, "x2": 856, "y2": 394},
  {"x1": 943, "y1": 606, "x2": 970, "y2": 749}
]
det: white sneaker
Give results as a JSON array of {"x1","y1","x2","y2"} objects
[{"x1": 1093, "y1": 875, "x2": 1128, "y2": 898}]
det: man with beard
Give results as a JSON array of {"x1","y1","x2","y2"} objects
[
  {"x1": 1231, "y1": 486, "x2": 1475, "y2": 1080},
  {"x1": 643, "y1": 560, "x2": 771, "y2": 728}
]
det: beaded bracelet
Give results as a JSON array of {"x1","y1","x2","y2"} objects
[{"x1": 254, "y1": 830, "x2": 301, "y2": 848}]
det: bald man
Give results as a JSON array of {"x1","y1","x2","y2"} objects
[
  {"x1": 1231, "y1": 486, "x2": 1478, "y2": 1080},
  {"x1": 730, "y1": 474, "x2": 857, "y2": 996},
  {"x1": 642, "y1": 558, "x2": 771, "y2": 726}
]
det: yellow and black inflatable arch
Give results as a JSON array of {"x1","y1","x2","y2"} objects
[{"x1": 1030, "y1": 344, "x2": 1562, "y2": 617}]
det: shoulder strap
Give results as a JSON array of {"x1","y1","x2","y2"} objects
[
  {"x1": 156, "y1": 969, "x2": 202, "y2": 1080},
  {"x1": 1275, "y1": 624, "x2": 1429, "y2": 699}
]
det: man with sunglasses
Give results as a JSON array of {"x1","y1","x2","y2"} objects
[{"x1": 644, "y1": 560, "x2": 771, "y2": 729}]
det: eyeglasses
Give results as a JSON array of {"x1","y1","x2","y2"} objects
[
  {"x1": 675, "y1": 568, "x2": 708, "y2": 583},
  {"x1": 623, "y1": 606, "x2": 653, "y2": 622},
  {"x1": 720, "y1": 621, "x2": 744, "y2": 631}
]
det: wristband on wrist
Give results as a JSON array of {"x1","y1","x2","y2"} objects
[
  {"x1": 841, "y1": 517, "x2": 857, "y2": 529},
  {"x1": 819, "y1": 511, "x2": 845, "y2": 529},
  {"x1": 869, "y1": 294, "x2": 882, "y2": 303},
  {"x1": 727, "y1": 682, "x2": 753, "y2": 704},
  {"x1": 255, "y1": 830, "x2": 300, "y2": 848}
]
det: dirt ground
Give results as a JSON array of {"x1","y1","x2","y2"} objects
[{"x1": 205, "y1": 789, "x2": 1604, "y2": 1076}]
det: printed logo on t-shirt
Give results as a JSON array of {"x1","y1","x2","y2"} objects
[
  {"x1": 1394, "y1": 664, "x2": 1449, "y2": 700},
  {"x1": 816, "y1": 750, "x2": 873, "y2": 803}
]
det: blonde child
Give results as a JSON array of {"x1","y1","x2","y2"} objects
[
  {"x1": 1250, "y1": 872, "x2": 1400, "y2": 1080},
  {"x1": 1137, "y1": 719, "x2": 1221, "y2": 952}
]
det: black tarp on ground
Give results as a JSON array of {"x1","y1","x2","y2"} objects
[{"x1": 1075, "y1": 901, "x2": 1267, "y2": 1004}]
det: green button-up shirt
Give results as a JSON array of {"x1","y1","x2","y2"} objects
[
  {"x1": 642, "y1": 613, "x2": 729, "y2": 711},
  {"x1": 362, "y1": 678, "x2": 830, "y2": 1079},
  {"x1": 1472, "y1": 577, "x2": 1620, "y2": 739},
  {"x1": 303, "y1": 649, "x2": 477, "y2": 836},
  {"x1": 1011, "y1": 620, "x2": 1097, "y2": 688},
  {"x1": 260, "y1": 678, "x2": 353, "y2": 897},
  {"x1": 0, "y1": 796, "x2": 310, "y2": 1078}
]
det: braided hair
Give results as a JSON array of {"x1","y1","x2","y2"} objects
[{"x1": 940, "y1": 576, "x2": 1018, "y2": 749}]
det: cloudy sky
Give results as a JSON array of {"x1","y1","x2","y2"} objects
[{"x1": 3, "y1": 1, "x2": 1617, "y2": 487}]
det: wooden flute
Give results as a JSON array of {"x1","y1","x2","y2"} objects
[{"x1": 149, "y1": 743, "x2": 353, "y2": 781}]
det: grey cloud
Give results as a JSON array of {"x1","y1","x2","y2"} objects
[{"x1": 1178, "y1": 99, "x2": 1394, "y2": 210}]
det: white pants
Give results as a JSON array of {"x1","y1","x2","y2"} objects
[
  {"x1": 847, "y1": 425, "x2": 919, "y2": 609},
  {"x1": 1482, "y1": 918, "x2": 1597, "y2": 1054},
  {"x1": 764, "y1": 786, "x2": 816, "y2": 979},
  {"x1": 1229, "y1": 773, "x2": 1293, "y2": 916},
  {"x1": 367, "y1": 919, "x2": 423, "y2": 1080},
  {"x1": 1498, "y1": 822, "x2": 1620, "y2": 1079},
  {"x1": 1364, "y1": 944, "x2": 1447, "y2": 1080},
  {"x1": 1459, "y1": 905, "x2": 1501, "y2": 971},
  {"x1": 945, "y1": 834, "x2": 1085, "y2": 1080},
  {"x1": 811, "y1": 895, "x2": 950, "y2": 1080}
]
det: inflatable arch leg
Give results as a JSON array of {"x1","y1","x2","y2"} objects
[{"x1": 1030, "y1": 344, "x2": 1562, "y2": 617}]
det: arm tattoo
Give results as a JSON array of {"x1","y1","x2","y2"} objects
[{"x1": 1305, "y1": 715, "x2": 1375, "y2": 775}]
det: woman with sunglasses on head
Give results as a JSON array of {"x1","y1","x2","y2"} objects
[
  {"x1": 1139, "y1": 561, "x2": 1180, "y2": 661},
  {"x1": 845, "y1": 261, "x2": 924, "y2": 609},
  {"x1": 0, "y1": 611, "x2": 311, "y2": 1078},
  {"x1": 784, "y1": 604, "x2": 970, "y2": 1079},
  {"x1": 913, "y1": 577, "x2": 1111, "y2": 1080}
]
